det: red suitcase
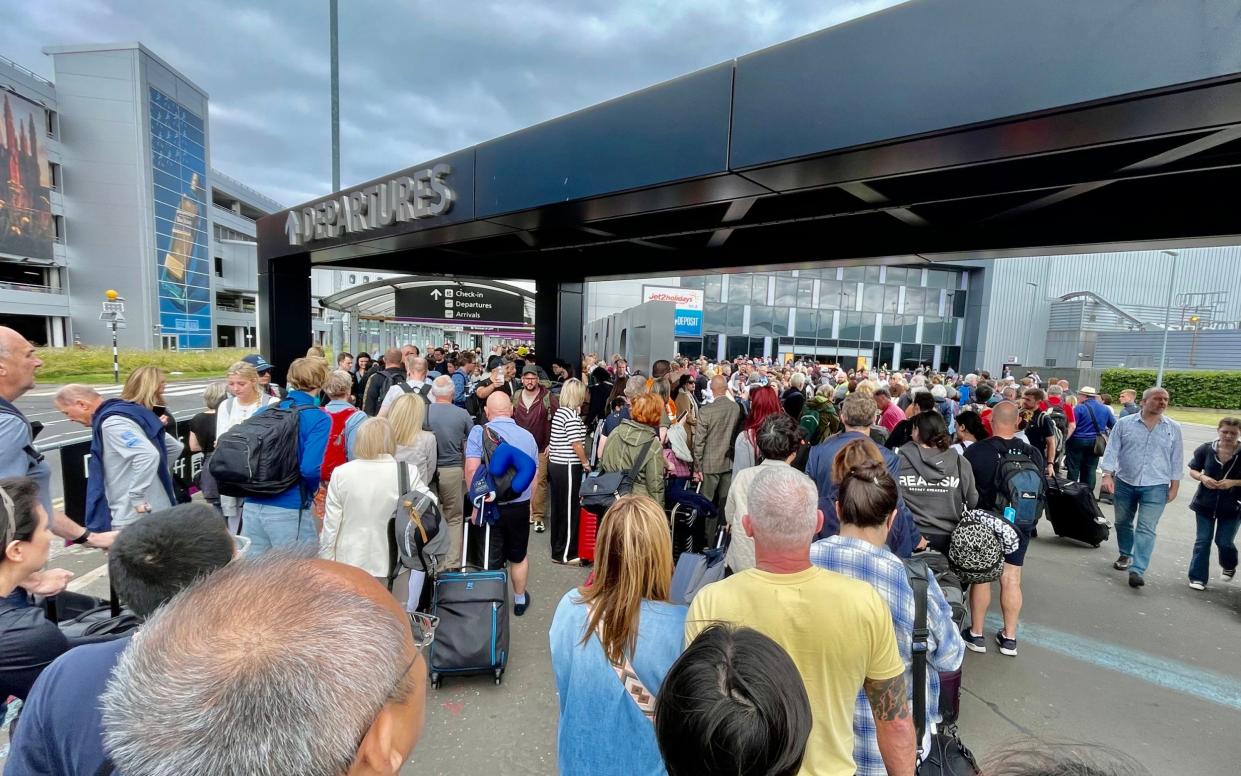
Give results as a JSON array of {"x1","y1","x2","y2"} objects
[{"x1": 578, "y1": 507, "x2": 598, "y2": 563}]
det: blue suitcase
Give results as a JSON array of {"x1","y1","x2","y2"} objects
[{"x1": 429, "y1": 521, "x2": 509, "y2": 688}]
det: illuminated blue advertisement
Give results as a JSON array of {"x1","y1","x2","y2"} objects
[{"x1": 150, "y1": 87, "x2": 211, "y2": 348}]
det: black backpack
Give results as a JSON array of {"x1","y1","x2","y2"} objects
[
  {"x1": 990, "y1": 438, "x2": 1045, "y2": 528},
  {"x1": 363, "y1": 369, "x2": 403, "y2": 416},
  {"x1": 210, "y1": 403, "x2": 307, "y2": 498}
]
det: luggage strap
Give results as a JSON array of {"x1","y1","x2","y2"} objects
[
  {"x1": 907, "y1": 559, "x2": 930, "y2": 756},
  {"x1": 590, "y1": 604, "x2": 656, "y2": 722}
]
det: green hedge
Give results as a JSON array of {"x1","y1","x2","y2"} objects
[{"x1": 1099, "y1": 369, "x2": 1241, "y2": 410}]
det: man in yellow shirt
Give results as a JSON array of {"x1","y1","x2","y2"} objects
[{"x1": 686, "y1": 465, "x2": 916, "y2": 776}]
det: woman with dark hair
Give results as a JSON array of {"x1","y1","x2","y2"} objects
[
  {"x1": 655, "y1": 624, "x2": 812, "y2": 776},
  {"x1": 550, "y1": 495, "x2": 686, "y2": 775},
  {"x1": 731, "y1": 385, "x2": 782, "y2": 477},
  {"x1": 350, "y1": 352, "x2": 376, "y2": 408},
  {"x1": 810, "y1": 453, "x2": 965, "y2": 774},
  {"x1": 0, "y1": 476, "x2": 69, "y2": 702},
  {"x1": 951, "y1": 409, "x2": 990, "y2": 455},
  {"x1": 585, "y1": 365, "x2": 614, "y2": 428},
  {"x1": 897, "y1": 412, "x2": 978, "y2": 553}
]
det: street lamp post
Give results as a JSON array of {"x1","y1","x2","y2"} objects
[
  {"x1": 1024, "y1": 281, "x2": 1038, "y2": 369},
  {"x1": 1156, "y1": 250, "x2": 1180, "y2": 387}
]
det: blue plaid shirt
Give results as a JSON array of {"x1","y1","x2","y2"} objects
[{"x1": 810, "y1": 535, "x2": 965, "y2": 776}]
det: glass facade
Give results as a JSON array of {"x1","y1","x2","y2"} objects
[
  {"x1": 678, "y1": 266, "x2": 968, "y2": 370},
  {"x1": 150, "y1": 88, "x2": 211, "y2": 349}
]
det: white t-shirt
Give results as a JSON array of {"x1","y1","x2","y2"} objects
[
  {"x1": 548, "y1": 407, "x2": 586, "y2": 465},
  {"x1": 381, "y1": 380, "x2": 431, "y2": 413}
]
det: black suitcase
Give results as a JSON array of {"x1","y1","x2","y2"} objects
[
  {"x1": 428, "y1": 521, "x2": 509, "y2": 688},
  {"x1": 1046, "y1": 476, "x2": 1110, "y2": 547},
  {"x1": 668, "y1": 480, "x2": 708, "y2": 563}
]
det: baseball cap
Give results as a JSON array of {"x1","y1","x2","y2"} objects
[
  {"x1": 521, "y1": 365, "x2": 540, "y2": 376},
  {"x1": 242, "y1": 354, "x2": 273, "y2": 373}
]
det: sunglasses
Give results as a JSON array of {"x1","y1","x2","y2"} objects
[{"x1": 409, "y1": 611, "x2": 439, "y2": 649}]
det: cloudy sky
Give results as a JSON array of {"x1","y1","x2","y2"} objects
[{"x1": 2, "y1": 0, "x2": 901, "y2": 207}]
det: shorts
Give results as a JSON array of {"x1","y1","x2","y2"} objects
[
  {"x1": 471, "y1": 500, "x2": 532, "y2": 568},
  {"x1": 1004, "y1": 524, "x2": 1034, "y2": 567}
]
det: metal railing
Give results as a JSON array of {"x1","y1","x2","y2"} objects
[
  {"x1": 212, "y1": 203, "x2": 256, "y2": 223},
  {"x1": 0, "y1": 280, "x2": 65, "y2": 295},
  {"x1": 0, "y1": 54, "x2": 54, "y2": 87}
]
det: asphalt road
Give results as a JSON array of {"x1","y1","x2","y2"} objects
[{"x1": 3, "y1": 408, "x2": 1239, "y2": 775}]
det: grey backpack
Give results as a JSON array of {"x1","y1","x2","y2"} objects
[{"x1": 394, "y1": 463, "x2": 449, "y2": 573}]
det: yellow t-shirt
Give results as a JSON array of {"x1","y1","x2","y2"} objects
[{"x1": 685, "y1": 566, "x2": 905, "y2": 776}]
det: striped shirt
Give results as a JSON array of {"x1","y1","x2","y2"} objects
[{"x1": 549, "y1": 406, "x2": 587, "y2": 465}]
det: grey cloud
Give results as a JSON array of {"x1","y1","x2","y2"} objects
[{"x1": 1, "y1": 0, "x2": 902, "y2": 206}]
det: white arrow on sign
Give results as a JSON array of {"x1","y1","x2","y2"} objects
[{"x1": 430, "y1": 289, "x2": 442, "y2": 300}]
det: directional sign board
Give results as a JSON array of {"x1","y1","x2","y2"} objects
[
  {"x1": 102, "y1": 301, "x2": 125, "y2": 313},
  {"x1": 395, "y1": 284, "x2": 524, "y2": 324}
]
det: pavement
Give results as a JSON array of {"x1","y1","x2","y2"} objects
[{"x1": 4, "y1": 398, "x2": 1241, "y2": 774}]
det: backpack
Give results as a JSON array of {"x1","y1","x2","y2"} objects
[
  {"x1": 948, "y1": 511, "x2": 1005, "y2": 585},
  {"x1": 483, "y1": 426, "x2": 523, "y2": 503},
  {"x1": 363, "y1": 369, "x2": 402, "y2": 416},
  {"x1": 667, "y1": 412, "x2": 694, "y2": 463},
  {"x1": 320, "y1": 407, "x2": 359, "y2": 484},
  {"x1": 210, "y1": 402, "x2": 308, "y2": 498},
  {"x1": 905, "y1": 550, "x2": 966, "y2": 628},
  {"x1": 799, "y1": 396, "x2": 841, "y2": 445},
  {"x1": 1046, "y1": 403, "x2": 1069, "y2": 439},
  {"x1": 989, "y1": 438, "x2": 1045, "y2": 527},
  {"x1": 394, "y1": 462, "x2": 449, "y2": 573},
  {"x1": 0, "y1": 398, "x2": 43, "y2": 469}
]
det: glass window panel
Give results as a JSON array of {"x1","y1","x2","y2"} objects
[
  {"x1": 928, "y1": 269, "x2": 954, "y2": 289},
  {"x1": 679, "y1": 276, "x2": 705, "y2": 289},
  {"x1": 773, "y1": 306, "x2": 791, "y2": 337},
  {"x1": 704, "y1": 276, "x2": 722, "y2": 303},
  {"x1": 907, "y1": 268, "x2": 925, "y2": 286},
  {"x1": 797, "y1": 279, "x2": 814, "y2": 308},
  {"x1": 751, "y1": 276, "x2": 770, "y2": 306},
  {"x1": 885, "y1": 267, "x2": 906, "y2": 285},
  {"x1": 727, "y1": 276, "x2": 751, "y2": 305},
  {"x1": 841, "y1": 282, "x2": 858, "y2": 312},
  {"x1": 727, "y1": 304, "x2": 744, "y2": 331},
  {"x1": 775, "y1": 277, "x2": 798, "y2": 306},
  {"x1": 883, "y1": 286, "x2": 901, "y2": 314},
  {"x1": 818, "y1": 280, "x2": 841, "y2": 309},
  {"x1": 749, "y1": 305, "x2": 774, "y2": 337},
  {"x1": 842, "y1": 266, "x2": 865, "y2": 282},
  {"x1": 703, "y1": 334, "x2": 720, "y2": 358},
  {"x1": 704, "y1": 302, "x2": 727, "y2": 332},
  {"x1": 750, "y1": 338, "x2": 767, "y2": 358},
  {"x1": 865, "y1": 266, "x2": 882, "y2": 284},
  {"x1": 794, "y1": 309, "x2": 817, "y2": 338},
  {"x1": 903, "y1": 287, "x2": 925, "y2": 316},
  {"x1": 839, "y1": 312, "x2": 859, "y2": 341},
  {"x1": 795, "y1": 338, "x2": 816, "y2": 348},
  {"x1": 818, "y1": 311, "x2": 836, "y2": 340},
  {"x1": 861, "y1": 284, "x2": 884, "y2": 313},
  {"x1": 952, "y1": 292, "x2": 967, "y2": 317},
  {"x1": 726, "y1": 336, "x2": 750, "y2": 360}
]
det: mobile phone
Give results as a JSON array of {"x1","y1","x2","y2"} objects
[{"x1": 152, "y1": 405, "x2": 167, "y2": 417}]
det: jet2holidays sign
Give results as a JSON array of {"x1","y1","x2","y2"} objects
[{"x1": 643, "y1": 286, "x2": 704, "y2": 337}]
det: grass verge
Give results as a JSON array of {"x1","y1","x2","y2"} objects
[{"x1": 36, "y1": 347, "x2": 251, "y2": 383}]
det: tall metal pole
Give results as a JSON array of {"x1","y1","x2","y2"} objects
[
  {"x1": 111, "y1": 321, "x2": 120, "y2": 384},
  {"x1": 1023, "y1": 281, "x2": 1038, "y2": 368},
  {"x1": 1156, "y1": 250, "x2": 1179, "y2": 387},
  {"x1": 330, "y1": 0, "x2": 340, "y2": 192}
]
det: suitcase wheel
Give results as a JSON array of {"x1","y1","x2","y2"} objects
[
  {"x1": 430, "y1": 673, "x2": 441, "y2": 690},
  {"x1": 494, "y1": 669, "x2": 503, "y2": 685}
]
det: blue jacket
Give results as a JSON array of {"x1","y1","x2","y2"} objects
[
  {"x1": 246, "y1": 391, "x2": 331, "y2": 510},
  {"x1": 451, "y1": 371, "x2": 469, "y2": 407},
  {"x1": 806, "y1": 431, "x2": 922, "y2": 558},
  {"x1": 86, "y1": 400, "x2": 174, "y2": 531}
]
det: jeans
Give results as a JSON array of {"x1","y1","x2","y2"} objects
[
  {"x1": 1065, "y1": 436, "x2": 1101, "y2": 491},
  {"x1": 1189, "y1": 511, "x2": 1240, "y2": 583},
  {"x1": 1113, "y1": 479, "x2": 1169, "y2": 576},
  {"x1": 242, "y1": 501, "x2": 317, "y2": 555}
]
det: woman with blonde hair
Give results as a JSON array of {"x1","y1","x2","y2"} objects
[
  {"x1": 547, "y1": 378, "x2": 590, "y2": 564},
  {"x1": 388, "y1": 392, "x2": 437, "y2": 487},
  {"x1": 216, "y1": 361, "x2": 279, "y2": 531},
  {"x1": 320, "y1": 417, "x2": 437, "y2": 604},
  {"x1": 122, "y1": 366, "x2": 174, "y2": 430},
  {"x1": 550, "y1": 495, "x2": 687, "y2": 775}
]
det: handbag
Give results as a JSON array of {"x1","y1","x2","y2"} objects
[
  {"x1": 581, "y1": 438, "x2": 655, "y2": 515},
  {"x1": 1092, "y1": 432, "x2": 1108, "y2": 457},
  {"x1": 908, "y1": 561, "x2": 981, "y2": 776}
]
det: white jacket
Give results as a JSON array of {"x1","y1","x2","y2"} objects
[{"x1": 320, "y1": 455, "x2": 424, "y2": 577}]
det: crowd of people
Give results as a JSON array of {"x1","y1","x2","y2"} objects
[{"x1": 0, "y1": 322, "x2": 1232, "y2": 774}]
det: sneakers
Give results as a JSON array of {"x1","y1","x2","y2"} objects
[
  {"x1": 1224, "y1": 567, "x2": 1236, "y2": 582},
  {"x1": 994, "y1": 631, "x2": 1018, "y2": 657},
  {"x1": 962, "y1": 629, "x2": 987, "y2": 653},
  {"x1": 1189, "y1": 581, "x2": 1206, "y2": 591},
  {"x1": 514, "y1": 591, "x2": 532, "y2": 617},
  {"x1": 1128, "y1": 571, "x2": 1145, "y2": 588},
  {"x1": 533, "y1": 520, "x2": 546, "y2": 533},
  {"x1": 1113, "y1": 555, "x2": 1132, "y2": 571}
]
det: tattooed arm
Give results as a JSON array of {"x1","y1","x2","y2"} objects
[{"x1": 864, "y1": 673, "x2": 917, "y2": 776}]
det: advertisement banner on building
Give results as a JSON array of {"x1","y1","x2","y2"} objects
[
  {"x1": 643, "y1": 285, "x2": 703, "y2": 337},
  {"x1": 150, "y1": 87, "x2": 211, "y2": 349},
  {"x1": 0, "y1": 93, "x2": 54, "y2": 261}
]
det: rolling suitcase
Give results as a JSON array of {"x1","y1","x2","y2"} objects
[
  {"x1": 1046, "y1": 475, "x2": 1110, "y2": 547},
  {"x1": 668, "y1": 479, "x2": 712, "y2": 562},
  {"x1": 578, "y1": 507, "x2": 598, "y2": 564},
  {"x1": 428, "y1": 520, "x2": 509, "y2": 688}
]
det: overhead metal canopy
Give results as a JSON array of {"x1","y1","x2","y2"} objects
[
  {"x1": 320, "y1": 276, "x2": 535, "y2": 321},
  {"x1": 259, "y1": 0, "x2": 1241, "y2": 378}
]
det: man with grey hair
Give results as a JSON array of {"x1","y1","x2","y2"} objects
[
  {"x1": 807, "y1": 392, "x2": 922, "y2": 558},
  {"x1": 687, "y1": 465, "x2": 916, "y2": 776},
  {"x1": 428, "y1": 374, "x2": 474, "y2": 569},
  {"x1": 100, "y1": 554, "x2": 427, "y2": 776},
  {"x1": 1101, "y1": 386, "x2": 1183, "y2": 588},
  {"x1": 379, "y1": 354, "x2": 432, "y2": 416}
]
